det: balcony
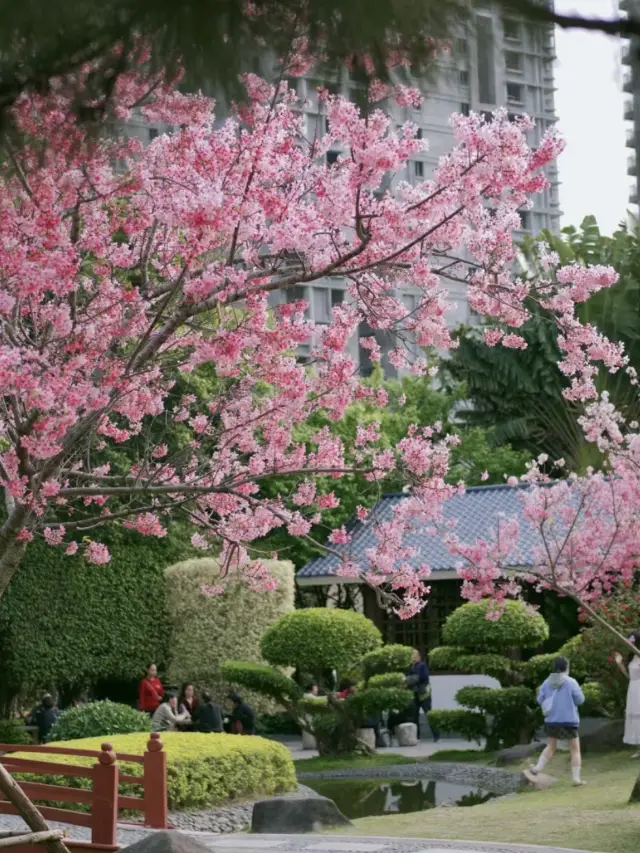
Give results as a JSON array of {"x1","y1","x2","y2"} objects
[
  {"x1": 625, "y1": 101, "x2": 636, "y2": 121},
  {"x1": 624, "y1": 71, "x2": 636, "y2": 93},
  {"x1": 629, "y1": 154, "x2": 637, "y2": 176},
  {"x1": 627, "y1": 128, "x2": 638, "y2": 147}
]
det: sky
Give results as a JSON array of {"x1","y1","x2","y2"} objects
[{"x1": 553, "y1": 0, "x2": 629, "y2": 234}]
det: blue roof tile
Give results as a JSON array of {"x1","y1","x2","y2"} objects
[{"x1": 296, "y1": 483, "x2": 541, "y2": 581}]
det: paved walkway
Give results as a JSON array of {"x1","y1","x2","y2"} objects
[
  {"x1": 284, "y1": 739, "x2": 483, "y2": 762},
  {"x1": 121, "y1": 829, "x2": 600, "y2": 853}
]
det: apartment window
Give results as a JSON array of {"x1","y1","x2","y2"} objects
[
  {"x1": 459, "y1": 69, "x2": 470, "y2": 86},
  {"x1": 519, "y1": 210, "x2": 532, "y2": 231},
  {"x1": 402, "y1": 294, "x2": 417, "y2": 315},
  {"x1": 287, "y1": 286, "x2": 310, "y2": 318},
  {"x1": 503, "y1": 18, "x2": 521, "y2": 42},
  {"x1": 460, "y1": 102, "x2": 470, "y2": 116},
  {"x1": 476, "y1": 15, "x2": 496, "y2": 104},
  {"x1": 505, "y1": 51, "x2": 523, "y2": 73},
  {"x1": 507, "y1": 82, "x2": 524, "y2": 104},
  {"x1": 455, "y1": 36, "x2": 468, "y2": 56},
  {"x1": 325, "y1": 117, "x2": 330, "y2": 133},
  {"x1": 414, "y1": 161, "x2": 425, "y2": 178},
  {"x1": 326, "y1": 150, "x2": 339, "y2": 165},
  {"x1": 416, "y1": 128, "x2": 423, "y2": 139},
  {"x1": 331, "y1": 289, "x2": 345, "y2": 307},
  {"x1": 148, "y1": 127, "x2": 159, "y2": 141},
  {"x1": 312, "y1": 288, "x2": 331, "y2": 324},
  {"x1": 481, "y1": 110, "x2": 494, "y2": 123}
]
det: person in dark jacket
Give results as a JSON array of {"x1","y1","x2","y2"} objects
[
  {"x1": 227, "y1": 692, "x2": 256, "y2": 735},
  {"x1": 405, "y1": 648, "x2": 438, "y2": 741},
  {"x1": 29, "y1": 694, "x2": 60, "y2": 743},
  {"x1": 198, "y1": 691, "x2": 223, "y2": 733}
]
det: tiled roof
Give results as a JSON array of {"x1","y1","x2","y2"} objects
[{"x1": 296, "y1": 483, "x2": 541, "y2": 582}]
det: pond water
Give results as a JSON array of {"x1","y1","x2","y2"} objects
[{"x1": 305, "y1": 778, "x2": 495, "y2": 820}]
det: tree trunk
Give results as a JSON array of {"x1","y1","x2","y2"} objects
[
  {"x1": 0, "y1": 763, "x2": 69, "y2": 853},
  {"x1": 0, "y1": 506, "x2": 29, "y2": 599},
  {"x1": 629, "y1": 771, "x2": 640, "y2": 804}
]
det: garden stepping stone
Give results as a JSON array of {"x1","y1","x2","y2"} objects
[
  {"x1": 121, "y1": 831, "x2": 215, "y2": 853},
  {"x1": 520, "y1": 769, "x2": 557, "y2": 790}
]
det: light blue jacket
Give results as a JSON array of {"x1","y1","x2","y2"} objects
[{"x1": 537, "y1": 672, "x2": 585, "y2": 726}]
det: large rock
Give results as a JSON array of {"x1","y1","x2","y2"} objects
[
  {"x1": 396, "y1": 722, "x2": 418, "y2": 747},
  {"x1": 251, "y1": 796, "x2": 352, "y2": 833},
  {"x1": 301, "y1": 730, "x2": 317, "y2": 750},
  {"x1": 356, "y1": 727, "x2": 376, "y2": 751},
  {"x1": 121, "y1": 832, "x2": 213, "y2": 853},
  {"x1": 521, "y1": 769, "x2": 558, "y2": 791},
  {"x1": 495, "y1": 742, "x2": 544, "y2": 766},
  {"x1": 580, "y1": 718, "x2": 624, "y2": 753}
]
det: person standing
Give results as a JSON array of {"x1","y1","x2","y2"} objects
[
  {"x1": 198, "y1": 691, "x2": 224, "y2": 733},
  {"x1": 405, "y1": 648, "x2": 438, "y2": 741},
  {"x1": 530, "y1": 656, "x2": 585, "y2": 786},
  {"x1": 614, "y1": 630, "x2": 640, "y2": 758},
  {"x1": 138, "y1": 663, "x2": 164, "y2": 715},
  {"x1": 29, "y1": 694, "x2": 60, "y2": 743}
]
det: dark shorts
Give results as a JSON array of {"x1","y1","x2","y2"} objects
[{"x1": 545, "y1": 723, "x2": 579, "y2": 740}]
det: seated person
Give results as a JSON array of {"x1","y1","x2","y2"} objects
[
  {"x1": 227, "y1": 692, "x2": 256, "y2": 735},
  {"x1": 151, "y1": 692, "x2": 191, "y2": 732},
  {"x1": 198, "y1": 691, "x2": 223, "y2": 733}
]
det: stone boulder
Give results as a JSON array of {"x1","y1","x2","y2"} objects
[
  {"x1": 396, "y1": 722, "x2": 418, "y2": 747},
  {"x1": 580, "y1": 718, "x2": 624, "y2": 753},
  {"x1": 251, "y1": 796, "x2": 352, "y2": 833},
  {"x1": 356, "y1": 727, "x2": 376, "y2": 751},
  {"x1": 521, "y1": 769, "x2": 558, "y2": 791},
  {"x1": 495, "y1": 742, "x2": 544, "y2": 766},
  {"x1": 301, "y1": 730, "x2": 317, "y2": 750},
  {"x1": 121, "y1": 832, "x2": 212, "y2": 853}
]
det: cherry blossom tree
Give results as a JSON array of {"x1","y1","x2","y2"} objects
[{"x1": 6, "y1": 42, "x2": 627, "y2": 629}]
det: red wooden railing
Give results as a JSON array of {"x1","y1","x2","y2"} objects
[{"x1": 0, "y1": 733, "x2": 168, "y2": 852}]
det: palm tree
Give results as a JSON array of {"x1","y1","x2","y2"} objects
[{"x1": 445, "y1": 217, "x2": 640, "y2": 472}]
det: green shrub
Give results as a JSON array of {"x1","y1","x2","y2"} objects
[
  {"x1": 443, "y1": 600, "x2": 549, "y2": 650},
  {"x1": 165, "y1": 558, "x2": 294, "y2": 714},
  {"x1": 346, "y1": 686, "x2": 413, "y2": 720},
  {"x1": 581, "y1": 682, "x2": 610, "y2": 717},
  {"x1": 49, "y1": 701, "x2": 151, "y2": 742},
  {"x1": 428, "y1": 646, "x2": 466, "y2": 672},
  {"x1": 522, "y1": 653, "x2": 559, "y2": 687},
  {"x1": 0, "y1": 524, "x2": 194, "y2": 709},
  {"x1": 261, "y1": 608, "x2": 381, "y2": 675},
  {"x1": 14, "y1": 731, "x2": 296, "y2": 811},
  {"x1": 222, "y1": 661, "x2": 302, "y2": 704},
  {"x1": 559, "y1": 634, "x2": 588, "y2": 680},
  {"x1": 360, "y1": 645, "x2": 413, "y2": 681},
  {"x1": 427, "y1": 709, "x2": 487, "y2": 744},
  {"x1": 455, "y1": 685, "x2": 538, "y2": 748},
  {"x1": 255, "y1": 713, "x2": 300, "y2": 737},
  {"x1": 0, "y1": 719, "x2": 35, "y2": 744},
  {"x1": 364, "y1": 673, "x2": 406, "y2": 690}
]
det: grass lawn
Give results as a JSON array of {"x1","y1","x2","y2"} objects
[
  {"x1": 295, "y1": 754, "x2": 417, "y2": 773},
  {"x1": 347, "y1": 751, "x2": 640, "y2": 853}
]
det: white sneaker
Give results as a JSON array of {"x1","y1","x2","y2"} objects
[{"x1": 572, "y1": 779, "x2": 586, "y2": 787}]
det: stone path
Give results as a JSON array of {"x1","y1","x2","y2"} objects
[{"x1": 285, "y1": 739, "x2": 482, "y2": 763}]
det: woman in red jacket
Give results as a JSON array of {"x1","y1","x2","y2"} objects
[{"x1": 138, "y1": 663, "x2": 164, "y2": 714}]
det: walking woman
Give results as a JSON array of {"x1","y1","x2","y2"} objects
[
  {"x1": 530, "y1": 656, "x2": 585, "y2": 786},
  {"x1": 614, "y1": 630, "x2": 640, "y2": 758}
]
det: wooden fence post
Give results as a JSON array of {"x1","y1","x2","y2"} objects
[
  {"x1": 143, "y1": 733, "x2": 167, "y2": 829},
  {"x1": 91, "y1": 744, "x2": 118, "y2": 846}
]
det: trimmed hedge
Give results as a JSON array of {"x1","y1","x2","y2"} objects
[
  {"x1": 165, "y1": 558, "x2": 294, "y2": 714},
  {"x1": 443, "y1": 600, "x2": 549, "y2": 650},
  {"x1": 14, "y1": 732, "x2": 296, "y2": 811},
  {"x1": 427, "y1": 709, "x2": 487, "y2": 744},
  {"x1": 360, "y1": 645, "x2": 413, "y2": 681},
  {"x1": 49, "y1": 701, "x2": 151, "y2": 742},
  {"x1": 0, "y1": 523, "x2": 194, "y2": 708},
  {"x1": 222, "y1": 661, "x2": 303, "y2": 704},
  {"x1": 261, "y1": 608, "x2": 381, "y2": 674},
  {"x1": 0, "y1": 719, "x2": 35, "y2": 744},
  {"x1": 363, "y1": 673, "x2": 406, "y2": 690}
]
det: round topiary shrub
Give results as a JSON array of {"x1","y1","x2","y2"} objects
[
  {"x1": 360, "y1": 644, "x2": 413, "y2": 681},
  {"x1": 443, "y1": 600, "x2": 549, "y2": 650},
  {"x1": 49, "y1": 701, "x2": 151, "y2": 742},
  {"x1": 261, "y1": 608, "x2": 381, "y2": 675},
  {"x1": 0, "y1": 719, "x2": 35, "y2": 745}
]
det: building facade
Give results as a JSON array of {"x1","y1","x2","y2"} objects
[
  {"x1": 621, "y1": 0, "x2": 640, "y2": 208},
  {"x1": 122, "y1": 8, "x2": 561, "y2": 375}
]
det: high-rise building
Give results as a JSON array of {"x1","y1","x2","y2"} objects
[
  {"x1": 621, "y1": 0, "x2": 640, "y2": 208},
  {"x1": 123, "y1": 8, "x2": 560, "y2": 374}
]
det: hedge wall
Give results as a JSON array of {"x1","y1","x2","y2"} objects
[
  {"x1": 164, "y1": 558, "x2": 294, "y2": 713},
  {"x1": 0, "y1": 524, "x2": 193, "y2": 710}
]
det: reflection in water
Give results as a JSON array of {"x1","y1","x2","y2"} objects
[{"x1": 306, "y1": 778, "x2": 494, "y2": 820}]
